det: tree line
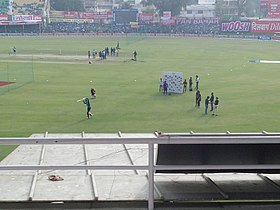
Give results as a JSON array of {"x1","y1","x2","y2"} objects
[{"x1": 50, "y1": 0, "x2": 261, "y2": 18}]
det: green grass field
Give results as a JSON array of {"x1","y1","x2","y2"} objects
[{"x1": 0, "y1": 35, "x2": 280, "y2": 142}]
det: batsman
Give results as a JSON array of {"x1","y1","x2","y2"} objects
[{"x1": 77, "y1": 97, "x2": 93, "y2": 119}]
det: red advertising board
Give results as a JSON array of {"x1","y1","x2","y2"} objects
[
  {"x1": 92, "y1": 12, "x2": 108, "y2": 20},
  {"x1": 0, "y1": 14, "x2": 8, "y2": 21},
  {"x1": 64, "y1": 11, "x2": 79, "y2": 19},
  {"x1": 251, "y1": 20, "x2": 280, "y2": 33},
  {"x1": 261, "y1": 0, "x2": 269, "y2": 6},
  {"x1": 79, "y1": 12, "x2": 94, "y2": 19},
  {"x1": 139, "y1": 13, "x2": 153, "y2": 23},
  {"x1": 107, "y1": 11, "x2": 113, "y2": 19},
  {"x1": 33, "y1": 15, "x2": 42, "y2": 21},
  {"x1": 267, "y1": 0, "x2": 280, "y2": 18},
  {"x1": 0, "y1": 21, "x2": 9, "y2": 25}
]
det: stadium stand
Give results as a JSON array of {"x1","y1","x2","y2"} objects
[
  {"x1": 44, "y1": 22, "x2": 221, "y2": 34},
  {"x1": 0, "y1": 0, "x2": 44, "y2": 33},
  {"x1": 0, "y1": 0, "x2": 10, "y2": 14},
  {"x1": 12, "y1": 0, "x2": 44, "y2": 15}
]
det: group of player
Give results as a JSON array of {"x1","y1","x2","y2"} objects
[
  {"x1": 159, "y1": 75, "x2": 220, "y2": 116},
  {"x1": 88, "y1": 47, "x2": 118, "y2": 61},
  {"x1": 188, "y1": 76, "x2": 219, "y2": 116},
  {"x1": 87, "y1": 41, "x2": 121, "y2": 62},
  {"x1": 86, "y1": 41, "x2": 138, "y2": 63},
  {"x1": 196, "y1": 91, "x2": 219, "y2": 116}
]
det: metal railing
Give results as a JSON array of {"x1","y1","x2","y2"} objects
[{"x1": 1, "y1": 131, "x2": 280, "y2": 210}]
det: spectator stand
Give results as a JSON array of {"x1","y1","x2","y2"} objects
[
  {"x1": 0, "y1": 0, "x2": 11, "y2": 14},
  {"x1": 13, "y1": 0, "x2": 45, "y2": 15}
]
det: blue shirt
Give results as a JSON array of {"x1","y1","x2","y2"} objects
[{"x1": 83, "y1": 98, "x2": 91, "y2": 108}]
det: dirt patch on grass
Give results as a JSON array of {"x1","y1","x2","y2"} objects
[
  {"x1": 0, "y1": 59, "x2": 88, "y2": 65},
  {"x1": 0, "y1": 53, "x2": 91, "y2": 65},
  {"x1": 1, "y1": 53, "x2": 88, "y2": 60},
  {"x1": 0, "y1": 53, "x2": 127, "y2": 65}
]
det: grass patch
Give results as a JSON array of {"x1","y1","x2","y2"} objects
[{"x1": 0, "y1": 36, "x2": 280, "y2": 159}]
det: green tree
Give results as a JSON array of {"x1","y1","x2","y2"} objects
[
  {"x1": 216, "y1": 0, "x2": 261, "y2": 19},
  {"x1": 141, "y1": 7, "x2": 156, "y2": 14},
  {"x1": 50, "y1": 0, "x2": 85, "y2": 12},
  {"x1": 243, "y1": 0, "x2": 260, "y2": 17},
  {"x1": 120, "y1": 2, "x2": 133, "y2": 9},
  {"x1": 215, "y1": 0, "x2": 239, "y2": 20},
  {"x1": 141, "y1": 0, "x2": 187, "y2": 16},
  {"x1": 237, "y1": 0, "x2": 246, "y2": 16},
  {"x1": 215, "y1": 0, "x2": 224, "y2": 17}
]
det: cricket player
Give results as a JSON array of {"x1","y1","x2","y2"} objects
[
  {"x1": 90, "y1": 88, "x2": 96, "y2": 99},
  {"x1": 133, "y1": 50, "x2": 137, "y2": 61},
  {"x1": 83, "y1": 98, "x2": 93, "y2": 119},
  {"x1": 212, "y1": 97, "x2": 219, "y2": 116}
]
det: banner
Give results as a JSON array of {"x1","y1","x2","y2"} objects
[
  {"x1": 64, "y1": 11, "x2": 79, "y2": 19},
  {"x1": 13, "y1": 15, "x2": 32, "y2": 21},
  {"x1": 198, "y1": 0, "x2": 215, "y2": 4},
  {"x1": 139, "y1": 13, "x2": 153, "y2": 23},
  {"x1": 160, "y1": 18, "x2": 176, "y2": 25},
  {"x1": 273, "y1": 36, "x2": 280, "y2": 40},
  {"x1": 52, "y1": 19, "x2": 81, "y2": 23},
  {"x1": 79, "y1": 12, "x2": 94, "y2": 19},
  {"x1": 92, "y1": 12, "x2": 109, "y2": 19},
  {"x1": 162, "y1": 11, "x2": 171, "y2": 19},
  {"x1": 107, "y1": 11, "x2": 113, "y2": 19},
  {"x1": 267, "y1": 0, "x2": 280, "y2": 18},
  {"x1": 0, "y1": 21, "x2": 40, "y2": 25},
  {"x1": 12, "y1": 15, "x2": 42, "y2": 22},
  {"x1": 0, "y1": 21, "x2": 9, "y2": 25},
  {"x1": 177, "y1": 17, "x2": 220, "y2": 25},
  {"x1": 49, "y1": 11, "x2": 64, "y2": 18},
  {"x1": 130, "y1": 22, "x2": 139, "y2": 28},
  {"x1": 258, "y1": 35, "x2": 272, "y2": 40},
  {"x1": 33, "y1": 15, "x2": 42, "y2": 21},
  {"x1": 251, "y1": 20, "x2": 280, "y2": 33},
  {"x1": 0, "y1": 14, "x2": 8, "y2": 21},
  {"x1": 221, "y1": 21, "x2": 251, "y2": 32},
  {"x1": 50, "y1": 11, "x2": 112, "y2": 20},
  {"x1": 261, "y1": 0, "x2": 269, "y2": 6},
  {"x1": 163, "y1": 72, "x2": 183, "y2": 94}
]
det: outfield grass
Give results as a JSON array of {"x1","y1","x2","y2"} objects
[{"x1": 0, "y1": 36, "x2": 280, "y2": 140}]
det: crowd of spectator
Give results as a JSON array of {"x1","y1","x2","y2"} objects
[
  {"x1": 43, "y1": 22, "x2": 221, "y2": 35},
  {"x1": 0, "y1": 0, "x2": 10, "y2": 14},
  {"x1": 0, "y1": 0, "x2": 44, "y2": 15},
  {"x1": 12, "y1": 0, "x2": 44, "y2": 15},
  {"x1": 0, "y1": 19, "x2": 220, "y2": 35},
  {"x1": 0, "y1": 24, "x2": 40, "y2": 33}
]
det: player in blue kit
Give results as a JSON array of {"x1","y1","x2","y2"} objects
[{"x1": 83, "y1": 98, "x2": 93, "y2": 119}]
